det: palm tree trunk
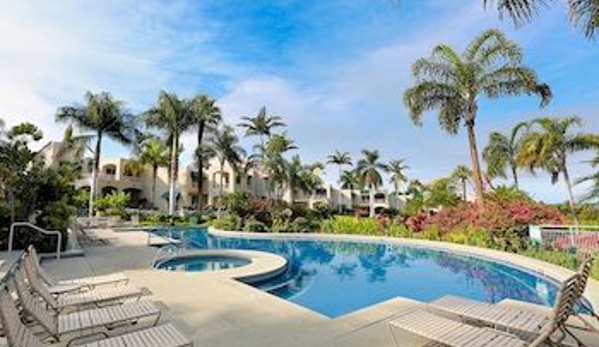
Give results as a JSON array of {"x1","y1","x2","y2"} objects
[
  {"x1": 369, "y1": 184, "x2": 375, "y2": 218},
  {"x1": 462, "y1": 179, "x2": 467, "y2": 201},
  {"x1": 219, "y1": 160, "x2": 225, "y2": 197},
  {"x1": 151, "y1": 165, "x2": 157, "y2": 208},
  {"x1": 465, "y1": 119, "x2": 485, "y2": 203},
  {"x1": 338, "y1": 166, "x2": 343, "y2": 213},
  {"x1": 511, "y1": 165, "x2": 519, "y2": 189},
  {"x1": 88, "y1": 134, "x2": 102, "y2": 219},
  {"x1": 196, "y1": 122, "x2": 205, "y2": 215},
  {"x1": 562, "y1": 165, "x2": 578, "y2": 221},
  {"x1": 168, "y1": 134, "x2": 178, "y2": 216}
]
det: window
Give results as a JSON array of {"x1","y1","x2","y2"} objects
[
  {"x1": 247, "y1": 175, "x2": 252, "y2": 185},
  {"x1": 236, "y1": 176, "x2": 241, "y2": 185}
]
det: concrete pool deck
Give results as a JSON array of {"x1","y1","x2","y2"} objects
[{"x1": 21, "y1": 227, "x2": 599, "y2": 347}]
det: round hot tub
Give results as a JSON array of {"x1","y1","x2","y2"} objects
[{"x1": 157, "y1": 255, "x2": 250, "y2": 272}]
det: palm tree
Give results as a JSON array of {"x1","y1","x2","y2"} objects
[
  {"x1": 484, "y1": 0, "x2": 599, "y2": 39},
  {"x1": 577, "y1": 153, "x2": 599, "y2": 203},
  {"x1": 143, "y1": 92, "x2": 192, "y2": 215},
  {"x1": 519, "y1": 116, "x2": 599, "y2": 214},
  {"x1": 451, "y1": 165, "x2": 472, "y2": 201},
  {"x1": 210, "y1": 125, "x2": 245, "y2": 198},
  {"x1": 189, "y1": 95, "x2": 221, "y2": 214},
  {"x1": 285, "y1": 155, "x2": 322, "y2": 204},
  {"x1": 483, "y1": 122, "x2": 529, "y2": 188},
  {"x1": 327, "y1": 150, "x2": 352, "y2": 211},
  {"x1": 339, "y1": 170, "x2": 359, "y2": 190},
  {"x1": 138, "y1": 137, "x2": 169, "y2": 208},
  {"x1": 404, "y1": 29, "x2": 551, "y2": 203},
  {"x1": 56, "y1": 92, "x2": 136, "y2": 218},
  {"x1": 262, "y1": 133, "x2": 297, "y2": 199},
  {"x1": 355, "y1": 150, "x2": 388, "y2": 217},
  {"x1": 388, "y1": 159, "x2": 409, "y2": 194},
  {"x1": 238, "y1": 106, "x2": 285, "y2": 161}
]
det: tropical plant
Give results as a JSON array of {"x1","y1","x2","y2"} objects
[
  {"x1": 143, "y1": 91, "x2": 192, "y2": 215},
  {"x1": 238, "y1": 106, "x2": 285, "y2": 161},
  {"x1": 519, "y1": 116, "x2": 599, "y2": 213},
  {"x1": 138, "y1": 137, "x2": 169, "y2": 207},
  {"x1": 285, "y1": 155, "x2": 322, "y2": 203},
  {"x1": 327, "y1": 150, "x2": 353, "y2": 211},
  {"x1": 189, "y1": 95, "x2": 221, "y2": 214},
  {"x1": 56, "y1": 92, "x2": 136, "y2": 218},
  {"x1": 577, "y1": 153, "x2": 599, "y2": 203},
  {"x1": 95, "y1": 191, "x2": 131, "y2": 217},
  {"x1": 355, "y1": 149, "x2": 388, "y2": 217},
  {"x1": 424, "y1": 178, "x2": 461, "y2": 209},
  {"x1": 388, "y1": 159, "x2": 409, "y2": 194},
  {"x1": 484, "y1": 0, "x2": 599, "y2": 39},
  {"x1": 339, "y1": 170, "x2": 359, "y2": 190},
  {"x1": 262, "y1": 134, "x2": 297, "y2": 199},
  {"x1": 483, "y1": 122, "x2": 528, "y2": 188},
  {"x1": 210, "y1": 125, "x2": 246, "y2": 198},
  {"x1": 404, "y1": 29, "x2": 551, "y2": 203},
  {"x1": 451, "y1": 165, "x2": 472, "y2": 201}
]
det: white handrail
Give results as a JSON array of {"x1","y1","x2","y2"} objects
[{"x1": 9, "y1": 222, "x2": 62, "y2": 259}]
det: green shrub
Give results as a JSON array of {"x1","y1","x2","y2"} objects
[
  {"x1": 321, "y1": 216, "x2": 384, "y2": 235},
  {"x1": 386, "y1": 223, "x2": 412, "y2": 238},
  {"x1": 95, "y1": 192, "x2": 130, "y2": 218},
  {"x1": 243, "y1": 218, "x2": 267, "y2": 233},
  {"x1": 210, "y1": 215, "x2": 242, "y2": 231},
  {"x1": 289, "y1": 217, "x2": 314, "y2": 233},
  {"x1": 466, "y1": 228, "x2": 493, "y2": 248},
  {"x1": 420, "y1": 226, "x2": 440, "y2": 241}
]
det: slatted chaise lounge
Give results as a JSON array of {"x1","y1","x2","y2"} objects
[
  {"x1": 428, "y1": 256, "x2": 598, "y2": 340},
  {"x1": 389, "y1": 273, "x2": 580, "y2": 347},
  {"x1": 23, "y1": 259, "x2": 143, "y2": 313},
  {"x1": 0, "y1": 286, "x2": 193, "y2": 347},
  {"x1": 26, "y1": 246, "x2": 129, "y2": 294},
  {"x1": 12, "y1": 269, "x2": 161, "y2": 344}
]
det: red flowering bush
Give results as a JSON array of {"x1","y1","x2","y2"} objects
[{"x1": 419, "y1": 198, "x2": 564, "y2": 250}]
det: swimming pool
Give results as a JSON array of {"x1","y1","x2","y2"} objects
[
  {"x1": 151, "y1": 227, "x2": 580, "y2": 318},
  {"x1": 157, "y1": 255, "x2": 251, "y2": 272}
]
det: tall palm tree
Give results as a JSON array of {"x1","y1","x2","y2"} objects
[
  {"x1": 210, "y1": 125, "x2": 245, "y2": 198},
  {"x1": 189, "y1": 95, "x2": 221, "y2": 214},
  {"x1": 327, "y1": 150, "x2": 352, "y2": 211},
  {"x1": 519, "y1": 116, "x2": 599, "y2": 213},
  {"x1": 285, "y1": 155, "x2": 322, "y2": 204},
  {"x1": 339, "y1": 170, "x2": 359, "y2": 190},
  {"x1": 388, "y1": 159, "x2": 409, "y2": 194},
  {"x1": 577, "y1": 153, "x2": 599, "y2": 203},
  {"x1": 484, "y1": 0, "x2": 599, "y2": 39},
  {"x1": 143, "y1": 92, "x2": 192, "y2": 215},
  {"x1": 483, "y1": 122, "x2": 529, "y2": 188},
  {"x1": 138, "y1": 137, "x2": 169, "y2": 208},
  {"x1": 355, "y1": 149, "x2": 388, "y2": 217},
  {"x1": 262, "y1": 133, "x2": 297, "y2": 199},
  {"x1": 56, "y1": 92, "x2": 136, "y2": 218},
  {"x1": 404, "y1": 29, "x2": 551, "y2": 203},
  {"x1": 238, "y1": 106, "x2": 285, "y2": 161},
  {"x1": 451, "y1": 165, "x2": 472, "y2": 201}
]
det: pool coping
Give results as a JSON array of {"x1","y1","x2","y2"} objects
[
  {"x1": 207, "y1": 227, "x2": 599, "y2": 311},
  {"x1": 153, "y1": 249, "x2": 288, "y2": 284}
]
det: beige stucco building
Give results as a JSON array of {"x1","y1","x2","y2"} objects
[{"x1": 39, "y1": 141, "x2": 405, "y2": 214}]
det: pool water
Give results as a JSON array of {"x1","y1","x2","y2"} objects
[
  {"x1": 151, "y1": 227, "x2": 585, "y2": 318},
  {"x1": 157, "y1": 256, "x2": 250, "y2": 272}
]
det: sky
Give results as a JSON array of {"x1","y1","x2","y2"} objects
[{"x1": 1, "y1": 0, "x2": 598, "y2": 203}]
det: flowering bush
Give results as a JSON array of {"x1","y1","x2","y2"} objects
[{"x1": 419, "y1": 198, "x2": 564, "y2": 250}]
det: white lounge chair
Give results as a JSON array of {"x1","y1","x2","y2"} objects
[
  {"x1": 389, "y1": 273, "x2": 580, "y2": 347},
  {"x1": 23, "y1": 259, "x2": 143, "y2": 313},
  {"x1": 12, "y1": 269, "x2": 161, "y2": 344},
  {"x1": 428, "y1": 257, "x2": 598, "y2": 341},
  {"x1": 25, "y1": 246, "x2": 129, "y2": 294},
  {"x1": 0, "y1": 286, "x2": 193, "y2": 347}
]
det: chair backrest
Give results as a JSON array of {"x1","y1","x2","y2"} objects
[
  {"x1": 25, "y1": 245, "x2": 55, "y2": 286},
  {"x1": 0, "y1": 285, "x2": 45, "y2": 347},
  {"x1": 528, "y1": 273, "x2": 580, "y2": 347},
  {"x1": 22, "y1": 255, "x2": 58, "y2": 309},
  {"x1": 12, "y1": 268, "x2": 57, "y2": 335},
  {"x1": 576, "y1": 254, "x2": 595, "y2": 299}
]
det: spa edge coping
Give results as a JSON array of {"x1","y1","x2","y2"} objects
[
  {"x1": 153, "y1": 248, "x2": 288, "y2": 284},
  {"x1": 207, "y1": 226, "x2": 599, "y2": 310}
]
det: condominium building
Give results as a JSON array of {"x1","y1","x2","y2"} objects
[{"x1": 39, "y1": 141, "x2": 406, "y2": 214}]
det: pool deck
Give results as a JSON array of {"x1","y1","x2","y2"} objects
[{"x1": 12, "y1": 227, "x2": 599, "y2": 347}]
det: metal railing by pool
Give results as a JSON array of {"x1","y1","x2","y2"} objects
[{"x1": 8, "y1": 223, "x2": 62, "y2": 259}]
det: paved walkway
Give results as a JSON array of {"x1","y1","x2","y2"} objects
[{"x1": 26, "y1": 228, "x2": 599, "y2": 347}]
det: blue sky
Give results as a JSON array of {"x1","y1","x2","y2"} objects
[{"x1": 1, "y1": 0, "x2": 598, "y2": 203}]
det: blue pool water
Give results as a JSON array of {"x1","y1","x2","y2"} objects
[
  {"x1": 152, "y1": 227, "x2": 580, "y2": 318},
  {"x1": 157, "y1": 256, "x2": 250, "y2": 272}
]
